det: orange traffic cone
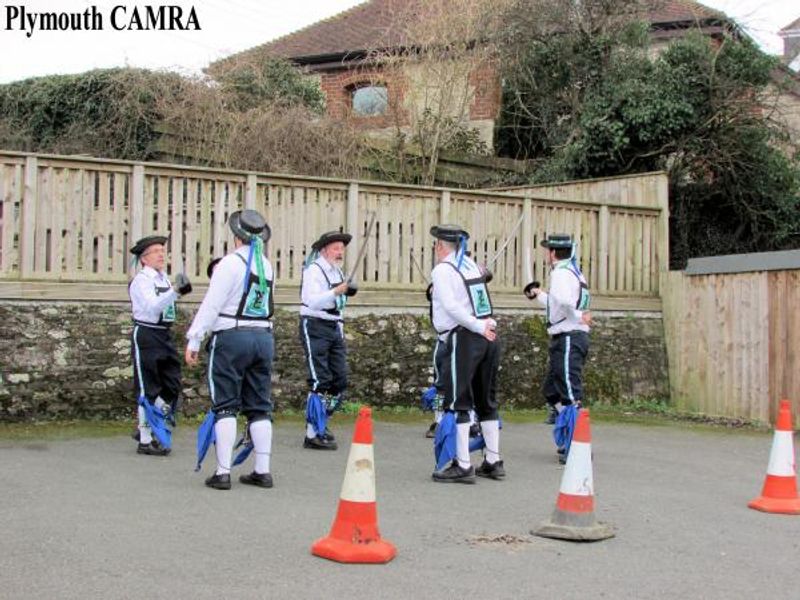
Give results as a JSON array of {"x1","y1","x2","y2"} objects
[
  {"x1": 748, "y1": 399, "x2": 800, "y2": 514},
  {"x1": 534, "y1": 409, "x2": 615, "y2": 541},
  {"x1": 311, "y1": 406, "x2": 397, "y2": 563}
]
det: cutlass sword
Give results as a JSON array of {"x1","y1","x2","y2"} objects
[
  {"x1": 523, "y1": 245, "x2": 540, "y2": 298},
  {"x1": 410, "y1": 249, "x2": 430, "y2": 284},
  {"x1": 486, "y1": 211, "x2": 526, "y2": 271},
  {"x1": 346, "y1": 211, "x2": 377, "y2": 283}
]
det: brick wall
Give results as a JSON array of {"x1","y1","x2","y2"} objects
[
  {"x1": 318, "y1": 66, "x2": 409, "y2": 129},
  {"x1": 468, "y1": 62, "x2": 502, "y2": 120},
  {"x1": 317, "y1": 61, "x2": 502, "y2": 133}
]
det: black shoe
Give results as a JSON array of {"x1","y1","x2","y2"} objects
[
  {"x1": 137, "y1": 442, "x2": 170, "y2": 456},
  {"x1": 558, "y1": 453, "x2": 568, "y2": 465},
  {"x1": 303, "y1": 436, "x2": 338, "y2": 450},
  {"x1": 205, "y1": 473, "x2": 231, "y2": 490},
  {"x1": 556, "y1": 446, "x2": 566, "y2": 455},
  {"x1": 469, "y1": 423, "x2": 481, "y2": 438},
  {"x1": 432, "y1": 460, "x2": 476, "y2": 484},
  {"x1": 425, "y1": 422, "x2": 437, "y2": 439},
  {"x1": 476, "y1": 459, "x2": 506, "y2": 480},
  {"x1": 239, "y1": 471, "x2": 273, "y2": 488},
  {"x1": 321, "y1": 427, "x2": 336, "y2": 442}
]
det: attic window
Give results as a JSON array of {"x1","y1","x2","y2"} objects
[{"x1": 351, "y1": 84, "x2": 388, "y2": 116}]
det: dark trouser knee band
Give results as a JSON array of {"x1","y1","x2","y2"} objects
[
  {"x1": 246, "y1": 412, "x2": 272, "y2": 424},
  {"x1": 455, "y1": 410, "x2": 471, "y2": 424},
  {"x1": 478, "y1": 409, "x2": 499, "y2": 422}
]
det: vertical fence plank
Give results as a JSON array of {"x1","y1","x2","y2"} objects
[
  {"x1": 213, "y1": 180, "x2": 227, "y2": 258},
  {"x1": 269, "y1": 184, "x2": 285, "y2": 279},
  {"x1": 245, "y1": 173, "x2": 257, "y2": 210},
  {"x1": 170, "y1": 177, "x2": 184, "y2": 276},
  {"x1": 96, "y1": 172, "x2": 112, "y2": 276},
  {"x1": 63, "y1": 169, "x2": 80, "y2": 275},
  {"x1": 346, "y1": 182, "x2": 359, "y2": 277},
  {"x1": 656, "y1": 174, "x2": 670, "y2": 281},
  {"x1": 81, "y1": 170, "x2": 94, "y2": 274},
  {"x1": 51, "y1": 168, "x2": 67, "y2": 276},
  {"x1": 130, "y1": 166, "x2": 144, "y2": 243},
  {"x1": 0, "y1": 163, "x2": 23, "y2": 275},
  {"x1": 185, "y1": 178, "x2": 197, "y2": 278},
  {"x1": 377, "y1": 192, "x2": 389, "y2": 283},
  {"x1": 35, "y1": 166, "x2": 51, "y2": 274},
  {"x1": 112, "y1": 172, "x2": 126, "y2": 277},
  {"x1": 199, "y1": 180, "x2": 212, "y2": 278}
]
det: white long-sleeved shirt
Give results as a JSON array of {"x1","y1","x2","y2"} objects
[
  {"x1": 186, "y1": 246, "x2": 274, "y2": 351},
  {"x1": 431, "y1": 252, "x2": 494, "y2": 339},
  {"x1": 128, "y1": 266, "x2": 178, "y2": 326},
  {"x1": 300, "y1": 255, "x2": 346, "y2": 321},
  {"x1": 535, "y1": 259, "x2": 589, "y2": 335}
]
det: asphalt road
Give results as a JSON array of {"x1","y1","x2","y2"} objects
[{"x1": 2, "y1": 418, "x2": 799, "y2": 600}]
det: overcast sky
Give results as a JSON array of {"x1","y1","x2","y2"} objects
[{"x1": 0, "y1": 0, "x2": 796, "y2": 84}]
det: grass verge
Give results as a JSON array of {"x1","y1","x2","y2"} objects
[{"x1": 0, "y1": 400, "x2": 771, "y2": 441}]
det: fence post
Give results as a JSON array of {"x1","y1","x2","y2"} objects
[
  {"x1": 19, "y1": 156, "x2": 37, "y2": 278},
  {"x1": 656, "y1": 174, "x2": 670, "y2": 287},
  {"x1": 597, "y1": 205, "x2": 609, "y2": 293},
  {"x1": 128, "y1": 165, "x2": 145, "y2": 277},
  {"x1": 346, "y1": 182, "x2": 359, "y2": 276},
  {"x1": 440, "y1": 189, "x2": 450, "y2": 223},
  {"x1": 245, "y1": 173, "x2": 257, "y2": 210},
  {"x1": 521, "y1": 193, "x2": 532, "y2": 284}
]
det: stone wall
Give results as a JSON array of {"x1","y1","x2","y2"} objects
[{"x1": 0, "y1": 301, "x2": 668, "y2": 421}]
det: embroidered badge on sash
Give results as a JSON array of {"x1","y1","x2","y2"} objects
[{"x1": 243, "y1": 283, "x2": 269, "y2": 318}]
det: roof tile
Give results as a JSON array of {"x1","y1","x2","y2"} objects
[{"x1": 216, "y1": 0, "x2": 726, "y2": 66}]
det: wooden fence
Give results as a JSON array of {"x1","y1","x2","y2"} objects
[
  {"x1": 0, "y1": 151, "x2": 668, "y2": 307},
  {"x1": 662, "y1": 254, "x2": 800, "y2": 425}
]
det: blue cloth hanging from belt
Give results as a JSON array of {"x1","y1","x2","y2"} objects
[
  {"x1": 466, "y1": 417, "x2": 502, "y2": 453},
  {"x1": 553, "y1": 404, "x2": 578, "y2": 456},
  {"x1": 195, "y1": 410, "x2": 216, "y2": 472},
  {"x1": 421, "y1": 386, "x2": 437, "y2": 411},
  {"x1": 232, "y1": 434, "x2": 253, "y2": 467},
  {"x1": 433, "y1": 412, "x2": 489, "y2": 470},
  {"x1": 306, "y1": 392, "x2": 327, "y2": 437},
  {"x1": 138, "y1": 394, "x2": 172, "y2": 449}
]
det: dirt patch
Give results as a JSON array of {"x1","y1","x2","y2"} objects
[{"x1": 467, "y1": 533, "x2": 533, "y2": 550}]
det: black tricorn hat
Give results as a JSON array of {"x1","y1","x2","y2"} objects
[
  {"x1": 430, "y1": 224, "x2": 469, "y2": 242},
  {"x1": 229, "y1": 209, "x2": 271, "y2": 243},
  {"x1": 311, "y1": 231, "x2": 352, "y2": 252},
  {"x1": 130, "y1": 235, "x2": 168, "y2": 256},
  {"x1": 540, "y1": 233, "x2": 573, "y2": 249},
  {"x1": 206, "y1": 257, "x2": 222, "y2": 278}
]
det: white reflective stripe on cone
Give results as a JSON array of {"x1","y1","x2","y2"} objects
[
  {"x1": 559, "y1": 441, "x2": 594, "y2": 496},
  {"x1": 340, "y1": 442, "x2": 377, "y2": 503},
  {"x1": 767, "y1": 431, "x2": 796, "y2": 477}
]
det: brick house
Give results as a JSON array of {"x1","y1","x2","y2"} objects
[
  {"x1": 780, "y1": 16, "x2": 800, "y2": 71},
  {"x1": 209, "y1": 0, "x2": 799, "y2": 152}
]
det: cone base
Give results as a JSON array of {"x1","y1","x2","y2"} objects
[
  {"x1": 748, "y1": 496, "x2": 800, "y2": 515},
  {"x1": 533, "y1": 519, "x2": 615, "y2": 542},
  {"x1": 311, "y1": 536, "x2": 397, "y2": 563}
]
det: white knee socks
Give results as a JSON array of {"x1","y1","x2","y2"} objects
[
  {"x1": 137, "y1": 405, "x2": 152, "y2": 444},
  {"x1": 480, "y1": 420, "x2": 501, "y2": 464},
  {"x1": 456, "y1": 422, "x2": 471, "y2": 469},
  {"x1": 214, "y1": 417, "x2": 237, "y2": 475},
  {"x1": 250, "y1": 420, "x2": 273, "y2": 475},
  {"x1": 154, "y1": 396, "x2": 169, "y2": 414},
  {"x1": 306, "y1": 423, "x2": 317, "y2": 438}
]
